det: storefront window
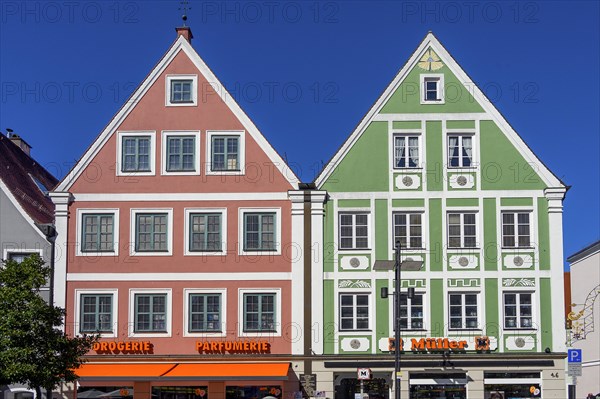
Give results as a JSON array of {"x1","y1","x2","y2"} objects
[
  {"x1": 409, "y1": 385, "x2": 466, "y2": 399},
  {"x1": 152, "y1": 387, "x2": 208, "y2": 399},
  {"x1": 484, "y1": 384, "x2": 541, "y2": 398},
  {"x1": 334, "y1": 378, "x2": 389, "y2": 399},
  {"x1": 226, "y1": 386, "x2": 282, "y2": 399}
]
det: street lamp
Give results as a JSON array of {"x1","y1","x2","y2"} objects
[{"x1": 374, "y1": 241, "x2": 423, "y2": 399}]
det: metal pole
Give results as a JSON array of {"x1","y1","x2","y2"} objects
[{"x1": 394, "y1": 240, "x2": 401, "y2": 399}]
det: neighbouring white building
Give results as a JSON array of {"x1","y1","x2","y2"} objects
[{"x1": 567, "y1": 240, "x2": 600, "y2": 398}]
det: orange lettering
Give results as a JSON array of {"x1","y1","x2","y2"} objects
[
  {"x1": 458, "y1": 341, "x2": 467, "y2": 349},
  {"x1": 117, "y1": 342, "x2": 125, "y2": 351},
  {"x1": 125, "y1": 342, "x2": 131, "y2": 351},
  {"x1": 233, "y1": 342, "x2": 243, "y2": 351},
  {"x1": 100, "y1": 342, "x2": 108, "y2": 351},
  {"x1": 93, "y1": 343, "x2": 100, "y2": 351},
  {"x1": 449, "y1": 341, "x2": 458, "y2": 349},
  {"x1": 243, "y1": 342, "x2": 249, "y2": 351},
  {"x1": 250, "y1": 342, "x2": 257, "y2": 351},
  {"x1": 411, "y1": 338, "x2": 425, "y2": 350},
  {"x1": 211, "y1": 342, "x2": 218, "y2": 351},
  {"x1": 225, "y1": 342, "x2": 232, "y2": 351}
]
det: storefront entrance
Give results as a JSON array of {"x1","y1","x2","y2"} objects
[
  {"x1": 334, "y1": 377, "x2": 389, "y2": 399},
  {"x1": 409, "y1": 373, "x2": 466, "y2": 399}
]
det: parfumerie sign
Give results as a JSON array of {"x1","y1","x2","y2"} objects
[{"x1": 196, "y1": 340, "x2": 271, "y2": 354}]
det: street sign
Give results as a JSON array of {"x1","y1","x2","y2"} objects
[
  {"x1": 568, "y1": 349, "x2": 582, "y2": 363},
  {"x1": 567, "y1": 363, "x2": 582, "y2": 377},
  {"x1": 357, "y1": 368, "x2": 371, "y2": 380},
  {"x1": 300, "y1": 374, "x2": 317, "y2": 397}
]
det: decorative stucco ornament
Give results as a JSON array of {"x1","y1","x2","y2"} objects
[{"x1": 418, "y1": 49, "x2": 444, "y2": 71}]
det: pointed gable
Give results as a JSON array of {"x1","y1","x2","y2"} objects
[
  {"x1": 56, "y1": 36, "x2": 298, "y2": 193},
  {"x1": 316, "y1": 32, "x2": 564, "y2": 190}
]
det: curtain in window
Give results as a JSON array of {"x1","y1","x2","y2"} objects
[
  {"x1": 408, "y1": 137, "x2": 419, "y2": 167},
  {"x1": 448, "y1": 136, "x2": 459, "y2": 167},
  {"x1": 395, "y1": 136, "x2": 406, "y2": 167},
  {"x1": 462, "y1": 136, "x2": 472, "y2": 167}
]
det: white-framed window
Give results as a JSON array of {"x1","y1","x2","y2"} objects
[
  {"x1": 129, "y1": 289, "x2": 172, "y2": 337},
  {"x1": 420, "y1": 74, "x2": 444, "y2": 104},
  {"x1": 161, "y1": 131, "x2": 200, "y2": 175},
  {"x1": 238, "y1": 288, "x2": 281, "y2": 337},
  {"x1": 399, "y1": 292, "x2": 425, "y2": 330},
  {"x1": 238, "y1": 208, "x2": 281, "y2": 255},
  {"x1": 502, "y1": 212, "x2": 532, "y2": 248},
  {"x1": 184, "y1": 208, "x2": 227, "y2": 255},
  {"x1": 165, "y1": 74, "x2": 198, "y2": 106},
  {"x1": 75, "y1": 289, "x2": 118, "y2": 337},
  {"x1": 394, "y1": 135, "x2": 421, "y2": 168},
  {"x1": 3, "y1": 249, "x2": 42, "y2": 263},
  {"x1": 448, "y1": 292, "x2": 479, "y2": 330},
  {"x1": 447, "y1": 212, "x2": 478, "y2": 248},
  {"x1": 116, "y1": 131, "x2": 156, "y2": 176},
  {"x1": 339, "y1": 213, "x2": 370, "y2": 250},
  {"x1": 503, "y1": 291, "x2": 534, "y2": 329},
  {"x1": 206, "y1": 131, "x2": 245, "y2": 175},
  {"x1": 393, "y1": 212, "x2": 424, "y2": 249},
  {"x1": 184, "y1": 288, "x2": 227, "y2": 336},
  {"x1": 76, "y1": 209, "x2": 119, "y2": 256},
  {"x1": 448, "y1": 135, "x2": 474, "y2": 168},
  {"x1": 130, "y1": 209, "x2": 173, "y2": 256},
  {"x1": 339, "y1": 293, "x2": 370, "y2": 331}
]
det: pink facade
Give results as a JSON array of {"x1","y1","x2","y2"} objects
[{"x1": 51, "y1": 28, "x2": 306, "y2": 399}]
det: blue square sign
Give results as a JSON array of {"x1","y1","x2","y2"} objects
[{"x1": 568, "y1": 349, "x2": 582, "y2": 363}]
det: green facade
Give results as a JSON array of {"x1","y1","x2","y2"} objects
[{"x1": 316, "y1": 39, "x2": 564, "y2": 358}]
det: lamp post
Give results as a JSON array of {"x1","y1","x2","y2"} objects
[
  {"x1": 375, "y1": 241, "x2": 423, "y2": 399},
  {"x1": 393, "y1": 241, "x2": 402, "y2": 399}
]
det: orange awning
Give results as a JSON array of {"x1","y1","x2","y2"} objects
[
  {"x1": 75, "y1": 363, "x2": 289, "y2": 381},
  {"x1": 163, "y1": 363, "x2": 290, "y2": 380},
  {"x1": 76, "y1": 364, "x2": 176, "y2": 381}
]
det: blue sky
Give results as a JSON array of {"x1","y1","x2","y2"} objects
[{"x1": 1, "y1": 1, "x2": 598, "y2": 265}]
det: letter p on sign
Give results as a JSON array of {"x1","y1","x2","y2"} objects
[{"x1": 568, "y1": 349, "x2": 582, "y2": 363}]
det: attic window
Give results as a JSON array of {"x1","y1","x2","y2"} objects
[
  {"x1": 420, "y1": 74, "x2": 444, "y2": 104},
  {"x1": 166, "y1": 75, "x2": 198, "y2": 107},
  {"x1": 29, "y1": 174, "x2": 49, "y2": 196}
]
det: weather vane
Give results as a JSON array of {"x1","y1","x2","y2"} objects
[{"x1": 179, "y1": 0, "x2": 191, "y2": 26}]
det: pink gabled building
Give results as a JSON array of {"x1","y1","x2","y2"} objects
[{"x1": 50, "y1": 26, "x2": 321, "y2": 399}]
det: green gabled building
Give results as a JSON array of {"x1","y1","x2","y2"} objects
[{"x1": 307, "y1": 33, "x2": 568, "y2": 399}]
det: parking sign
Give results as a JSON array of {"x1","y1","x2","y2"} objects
[{"x1": 568, "y1": 349, "x2": 582, "y2": 363}]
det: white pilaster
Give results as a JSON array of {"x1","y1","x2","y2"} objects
[
  {"x1": 289, "y1": 190, "x2": 306, "y2": 355},
  {"x1": 545, "y1": 187, "x2": 567, "y2": 352},
  {"x1": 49, "y1": 191, "x2": 73, "y2": 309},
  {"x1": 310, "y1": 191, "x2": 327, "y2": 355}
]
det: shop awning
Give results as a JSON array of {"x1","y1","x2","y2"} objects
[
  {"x1": 163, "y1": 363, "x2": 290, "y2": 380},
  {"x1": 75, "y1": 363, "x2": 289, "y2": 381},
  {"x1": 76, "y1": 364, "x2": 176, "y2": 381}
]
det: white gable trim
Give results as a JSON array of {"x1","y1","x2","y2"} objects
[
  {"x1": 315, "y1": 33, "x2": 563, "y2": 189},
  {"x1": 0, "y1": 180, "x2": 48, "y2": 240},
  {"x1": 56, "y1": 36, "x2": 298, "y2": 191}
]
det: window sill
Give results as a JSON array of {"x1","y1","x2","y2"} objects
[
  {"x1": 448, "y1": 328, "x2": 483, "y2": 332},
  {"x1": 339, "y1": 329, "x2": 372, "y2": 333},
  {"x1": 78, "y1": 250, "x2": 118, "y2": 257},
  {"x1": 131, "y1": 250, "x2": 172, "y2": 257},
  {"x1": 447, "y1": 247, "x2": 480, "y2": 251},
  {"x1": 206, "y1": 169, "x2": 244, "y2": 176},
  {"x1": 338, "y1": 248, "x2": 372, "y2": 252},
  {"x1": 503, "y1": 327, "x2": 537, "y2": 332},
  {"x1": 501, "y1": 247, "x2": 535, "y2": 250},
  {"x1": 393, "y1": 167, "x2": 423, "y2": 171}
]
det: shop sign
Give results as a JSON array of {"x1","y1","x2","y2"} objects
[
  {"x1": 386, "y1": 336, "x2": 493, "y2": 352},
  {"x1": 299, "y1": 374, "x2": 316, "y2": 398},
  {"x1": 92, "y1": 341, "x2": 153, "y2": 354},
  {"x1": 195, "y1": 340, "x2": 271, "y2": 354}
]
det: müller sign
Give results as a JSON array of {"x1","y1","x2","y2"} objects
[{"x1": 388, "y1": 336, "x2": 491, "y2": 352}]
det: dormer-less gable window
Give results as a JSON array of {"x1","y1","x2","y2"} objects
[
  {"x1": 420, "y1": 74, "x2": 444, "y2": 104},
  {"x1": 166, "y1": 75, "x2": 198, "y2": 107}
]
